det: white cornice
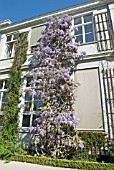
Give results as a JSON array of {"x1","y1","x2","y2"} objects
[{"x1": 0, "y1": 0, "x2": 113, "y2": 33}]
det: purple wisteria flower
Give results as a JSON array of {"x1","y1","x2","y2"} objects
[{"x1": 28, "y1": 14, "x2": 84, "y2": 157}]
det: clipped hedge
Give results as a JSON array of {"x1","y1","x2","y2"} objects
[{"x1": 11, "y1": 154, "x2": 114, "y2": 170}]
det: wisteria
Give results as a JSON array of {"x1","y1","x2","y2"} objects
[{"x1": 29, "y1": 14, "x2": 85, "y2": 158}]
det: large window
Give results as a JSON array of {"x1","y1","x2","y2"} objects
[
  {"x1": 22, "y1": 77, "x2": 42, "y2": 127},
  {"x1": 0, "y1": 79, "x2": 8, "y2": 126},
  {"x1": 5, "y1": 33, "x2": 19, "y2": 58},
  {"x1": 74, "y1": 14, "x2": 94, "y2": 43}
]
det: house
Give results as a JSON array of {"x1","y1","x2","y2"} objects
[{"x1": 0, "y1": 0, "x2": 114, "y2": 146}]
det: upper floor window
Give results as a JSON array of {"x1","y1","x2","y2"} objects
[
  {"x1": 5, "y1": 33, "x2": 19, "y2": 58},
  {"x1": 74, "y1": 14, "x2": 94, "y2": 43}
]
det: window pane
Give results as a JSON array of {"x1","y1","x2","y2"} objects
[
  {"x1": 32, "y1": 114, "x2": 36, "y2": 127},
  {"x1": 4, "y1": 79, "x2": 9, "y2": 89},
  {"x1": 6, "y1": 43, "x2": 13, "y2": 58},
  {"x1": 0, "y1": 80, "x2": 3, "y2": 89},
  {"x1": 2, "y1": 92, "x2": 7, "y2": 103},
  {"x1": 76, "y1": 26, "x2": 82, "y2": 35},
  {"x1": 74, "y1": 17, "x2": 82, "y2": 25},
  {"x1": 7, "y1": 35, "x2": 12, "y2": 42},
  {"x1": 33, "y1": 99, "x2": 42, "y2": 111},
  {"x1": 22, "y1": 115, "x2": 30, "y2": 127},
  {"x1": 84, "y1": 15, "x2": 92, "y2": 23},
  {"x1": 85, "y1": 33, "x2": 94, "y2": 42},
  {"x1": 26, "y1": 77, "x2": 32, "y2": 87},
  {"x1": 76, "y1": 35, "x2": 83, "y2": 43},
  {"x1": 85, "y1": 24, "x2": 93, "y2": 33},
  {"x1": 25, "y1": 92, "x2": 32, "y2": 101},
  {"x1": 24, "y1": 102, "x2": 32, "y2": 112}
]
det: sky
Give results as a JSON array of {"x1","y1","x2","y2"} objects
[{"x1": 1, "y1": 0, "x2": 90, "y2": 23}]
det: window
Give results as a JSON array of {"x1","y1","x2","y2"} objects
[
  {"x1": 95, "y1": 12, "x2": 113, "y2": 51},
  {"x1": 74, "y1": 14, "x2": 94, "y2": 43},
  {"x1": 5, "y1": 33, "x2": 19, "y2": 58},
  {"x1": 0, "y1": 79, "x2": 8, "y2": 126},
  {"x1": 22, "y1": 77, "x2": 42, "y2": 127}
]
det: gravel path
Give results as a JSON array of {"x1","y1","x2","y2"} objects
[{"x1": 0, "y1": 160, "x2": 79, "y2": 170}]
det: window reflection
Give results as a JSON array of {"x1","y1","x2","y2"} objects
[{"x1": 22, "y1": 115, "x2": 30, "y2": 127}]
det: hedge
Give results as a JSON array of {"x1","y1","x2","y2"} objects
[{"x1": 11, "y1": 154, "x2": 114, "y2": 170}]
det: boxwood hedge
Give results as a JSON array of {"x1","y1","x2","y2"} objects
[{"x1": 11, "y1": 154, "x2": 114, "y2": 170}]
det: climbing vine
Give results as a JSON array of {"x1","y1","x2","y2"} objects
[{"x1": 0, "y1": 32, "x2": 28, "y2": 159}]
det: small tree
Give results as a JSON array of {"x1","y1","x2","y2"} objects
[{"x1": 29, "y1": 14, "x2": 85, "y2": 158}]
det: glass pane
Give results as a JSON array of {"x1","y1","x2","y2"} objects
[
  {"x1": 76, "y1": 26, "x2": 82, "y2": 35},
  {"x1": 6, "y1": 43, "x2": 13, "y2": 58},
  {"x1": 74, "y1": 17, "x2": 82, "y2": 25},
  {"x1": 24, "y1": 102, "x2": 32, "y2": 112},
  {"x1": 32, "y1": 114, "x2": 36, "y2": 127},
  {"x1": 84, "y1": 15, "x2": 92, "y2": 23},
  {"x1": 7, "y1": 35, "x2": 12, "y2": 42},
  {"x1": 2, "y1": 92, "x2": 7, "y2": 103},
  {"x1": 33, "y1": 99, "x2": 42, "y2": 110},
  {"x1": 0, "y1": 80, "x2": 3, "y2": 89},
  {"x1": 22, "y1": 115, "x2": 30, "y2": 127},
  {"x1": 85, "y1": 33, "x2": 94, "y2": 42},
  {"x1": 25, "y1": 92, "x2": 32, "y2": 101},
  {"x1": 0, "y1": 115, "x2": 3, "y2": 126},
  {"x1": 75, "y1": 35, "x2": 83, "y2": 43},
  {"x1": 85, "y1": 24, "x2": 93, "y2": 33},
  {"x1": 26, "y1": 77, "x2": 32, "y2": 87},
  {"x1": 4, "y1": 79, "x2": 9, "y2": 89}
]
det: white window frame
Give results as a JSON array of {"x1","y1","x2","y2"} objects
[
  {"x1": 20, "y1": 76, "x2": 42, "y2": 129},
  {"x1": 73, "y1": 13, "x2": 95, "y2": 44},
  {"x1": 5, "y1": 32, "x2": 19, "y2": 58}
]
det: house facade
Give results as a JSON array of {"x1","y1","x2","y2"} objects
[{"x1": 0, "y1": 0, "x2": 114, "y2": 145}]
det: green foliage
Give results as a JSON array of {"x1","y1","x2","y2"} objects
[
  {"x1": 78, "y1": 131, "x2": 106, "y2": 148},
  {"x1": 0, "y1": 32, "x2": 28, "y2": 159},
  {"x1": 11, "y1": 154, "x2": 114, "y2": 170},
  {"x1": 109, "y1": 141, "x2": 114, "y2": 163},
  {"x1": 71, "y1": 131, "x2": 106, "y2": 161},
  {"x1": 0, "y1": 134, "x2": 26, "y2": 160}
]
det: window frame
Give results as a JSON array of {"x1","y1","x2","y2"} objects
[
  {"x1": 5, "y1": 33, "x2": 19, "y2": 58},
  {"x1": 21, "y1": 76, "x2": 42, "y2": 128},
  {"x1": 73, "y1": 13, "x2": 95, "y2": 44}
]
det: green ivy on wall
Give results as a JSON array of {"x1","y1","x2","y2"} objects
[{"x1": 0, "y1": 32, "x2": 28, "y2": 159}]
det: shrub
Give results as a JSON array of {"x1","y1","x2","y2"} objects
[{"x1": 11, "y1": 154, "x2": 114, "y2": 170}]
